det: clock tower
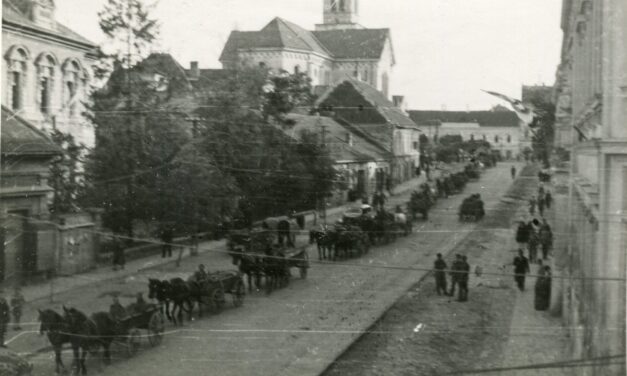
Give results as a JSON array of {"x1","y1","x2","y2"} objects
[{"x1": 316, "y1": 0, "x2": 362, "y2": 31}]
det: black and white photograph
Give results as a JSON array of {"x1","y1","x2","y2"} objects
[{"x1": 0, "y1": 0, "x2": 626, "y2": 375}]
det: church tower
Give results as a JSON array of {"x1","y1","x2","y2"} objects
[{"x1": 315, "y1": 0, "x2": 362, "y2": 31}]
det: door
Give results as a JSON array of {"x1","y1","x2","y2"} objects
[{"x1": 356, "y1": 170, "x2": 366, "y2": 197}]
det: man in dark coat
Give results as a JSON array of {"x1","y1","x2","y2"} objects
[
  {"x1": 161, "y1": 226, "x2": 174, "y2": 258},
  {"x1": 0, "y1": 289, "x2": 9, "y2": 347},
  {"x1": 544, "y1": 191, "x2": 552, "y2": 209},
  {"x1": 539, "y1": 219, "x2": 554, "y2": 259},
  {"x1": 458, "y1": 255, "x2": 470, "y2": 302},
  {"x1": 513, "y1": 249, "x2": 531, "y2": 291},
  {"x1": 511, "y1": 166, "x2": 516, "y2": 180},
  {"x1": 448, "y1": 254, "x2": 463, "y2": 297},
  {"x1": 515, "y1": 221, "x2": 530, "y2": 248},
  {"x1": 433, "y1": 253, "x2": 448, "y2": 295},
  {"x1": 534, "y1": 266, "x2": 552, "y2": 310}
]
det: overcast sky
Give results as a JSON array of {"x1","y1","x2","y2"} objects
[{"x1": 55, "y1": 0, "x2": 563, "y2": 110}]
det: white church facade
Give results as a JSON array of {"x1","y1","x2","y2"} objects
[{"x1": 219, "y1": 0, "x2": 395, "y2": 98}]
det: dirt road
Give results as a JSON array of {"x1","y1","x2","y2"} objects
[{"x1": 26, "y1": 163, "x2": 518, "y2": 376}]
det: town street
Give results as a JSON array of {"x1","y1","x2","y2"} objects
[{"x1": 23, "y1": 163, "x2": 519, "y2": 376}]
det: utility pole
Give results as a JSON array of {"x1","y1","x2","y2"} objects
[
  {"x1": 184, "y1": 116, "x2": 203, "y2": 258},
  {"x1": 319, "y1": 113, "x2": 328, "y2": 225}
]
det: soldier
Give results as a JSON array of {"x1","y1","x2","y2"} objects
[
  {"x1": 0, "y1": 289, "x2": 10, "y2": 347},
  {"x1": 433, "y1": 253, "x2": 447, "y2": 296},
  {"x1": 10, "y1": 287, "x2": 24, "y2": 331},
  {"x1": 458, "y1": 256, "x2": 470, "y2": 302},
  {"x1": 448, "y1": 254, "x2": 463, "y2": 297},
  {"x1": 513, "y1": 249, "x2": 531, "y2": 291}
]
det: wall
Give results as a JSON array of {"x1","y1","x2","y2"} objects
[
  {"x1": 2, "y1": 29, "x2": 95, "y2": 148},
  {"x1": 434, "y1": 122, "x2": 522, "y2": 158}
]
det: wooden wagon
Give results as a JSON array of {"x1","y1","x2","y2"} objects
[
  {"x1": 196, "y1": 270, "x2": 246, "y2": 313},
  {"x1": 283, "y1": 245, "x2": 310, "y2": 279},
  {"x1": 115, "y1": 304, "x2": 166, "y2": 356}
]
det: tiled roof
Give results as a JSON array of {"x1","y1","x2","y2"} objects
[
  {"x1": 408, "y1": 110, "x2": 520, "y2": 127},
  {"x1": 219, "y1": 18, "x2": 389, "y2": 61},
  {"x1": 281, "y1": 114, "x2": 389, "y2": 163},
  {"x1": 2, "y1": 0, "x2": 96, "y2": 48},
  {"x1": 1, "y1": 106, "x2": 61, "y2": 155},
  {"x1": 311, "y1": 29, "x2": 390, "y2": 60}
]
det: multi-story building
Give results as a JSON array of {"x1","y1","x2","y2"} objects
[
  {"x1": 2, "y1": 0, "x2": 97, "y2": 148},
  {"x1": 551, "y1": 1, "x2": 626, "y2": 374},
  {"x1": 408, "y1": 110, "x2": 522, "y2": 159},
  {"x1": 219, "y1": 0, "x2": 395, "y2": 98}
]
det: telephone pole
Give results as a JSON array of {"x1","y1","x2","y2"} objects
[
  {"x1": 318, "y1": 114, "x2": 328, "y2": 225},
  {"x1": 184, "y1": 116, "x2": 203, "y2": 257}
]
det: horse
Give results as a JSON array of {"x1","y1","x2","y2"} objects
[
  {"x1": 262, "y1": 248, "x2": 289, "y2": 293},
  {"x1": 232, "y1": 252, "x2": 264, "y2": 292},
  {"x1": 38, "y1": 309, "x2": 72, "y2": 374},
  {"x1": 394, "y1": 211, "x2": 411, "y2": 236},
  {"x1": 148, "y1": 278, "x2": 192, "y2": 325},
  {"x1": 374, "y1": 210, "x2": 396, "y2": 244},
  {"x1": 63, "y1": 306, "x2": 116, "y2": 375},
  {"x1": 309, "y1": 226, "x2": 335, "y2": 260}
]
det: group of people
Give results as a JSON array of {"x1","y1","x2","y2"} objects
[
  {"x1": 433, "y1": 253, "x2": 470, "y2": 302},
  {"x1": 528, "y1": 184, "x2": 553, "y2": 217},
  {"x1": 0, "y1": 287, "x2": 25, "y2": 347}
]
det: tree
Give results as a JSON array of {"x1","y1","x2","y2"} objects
[
  {"x1": 94, "y1": 0, "x2": 159, "y2": 80},
  {"x1": 529, "y1": 99, "x2": 556, "y2": 167},
  {"x1": 49, "y1": 130, "x2": 86, "y2": 214},
  {"x1": 262, "y1": 71, "x2": 315, "y2": 122}
]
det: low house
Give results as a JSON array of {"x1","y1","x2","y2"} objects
[
  {"x1": 408, "y1": 110, "x2": 522, "y2": 159},
  {"x1": 279, "y1": 113, "x2": 391, "y2": 205},
  {"x1": 0, "y1": 106, "x2": 60, "y2": 282},
  {"x1": 315, "y1": 78, "x2": 421, "y2": 186}
]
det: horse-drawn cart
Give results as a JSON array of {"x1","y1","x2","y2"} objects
[
  {"x1": 115, "y1": 304, "x2": 166, "y2": 356},
  {"x1": 195, "y1": 270, "x2": 246, "y2": 313},
  {"x1": 284, "y1": 245, "x2": 309, "y2": 279}
]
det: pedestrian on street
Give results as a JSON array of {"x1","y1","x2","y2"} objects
[
  {"x1": 539, "y1": 219, "x2": 554, "y2": 260},
  {"x1": 194, "y1": 264, "x2": 208, "y2": 282},
  {"x1": 528, "y1": 219, "x2": 540, "y2": 263},
  {"x1": 511, "y1": 166, "x2": 516, "y2": 180},
  {"x1": 0, "y1": 289, "x2": 9, "y2": 347},
  {"x1": 534, "y1": 265, "x2": 552, "y2": 311},
  {"x1": 161, "y1": 225, "x2": 173, "y2": 258},
  {"x1": 513, "y1": 249, "x2": 531, "y2": 291},
  {"x1": 528, "y1": 196, "x2": 537, "y2": 215},
  {"x1": 433, "y1": 253, "x2": 448, "y2": 295},
  {"x1": 10, "y1": 288, "x2": 24, "y2": 331},
  {"x1": 109, "y1": 296, "x2": 127, "y2": 321},
  {"x1": 458, "y1": 255, "x2": 470, "y2": 302},
  {"x1": 545, "y1": 191, "x2": 553, "y2": 209},
  {"x1": 448, "y1": 254, "x2": 463, "y2": 297},
  {"x1": 515, "y1": 220, "x2": 530, "y2": 249},
  {"x1": 112, "y1": 236, "x2": 125, "y2": 271}
]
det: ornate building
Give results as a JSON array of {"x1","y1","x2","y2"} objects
[
  {"x1": 219, "y1": 0, "x2": 395, "y2": 98},
  {"x1": 551, "y1": 1, "x2": 627, "y2": 374},
  {"x1": 2, "y1": 0, "x2": 97, "y2": 148}
]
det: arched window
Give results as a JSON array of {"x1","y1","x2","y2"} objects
[
  {"x1": 63, "y1": 59, "x2": 83, "y2": 117},
  {"x1": 294, "y1": 65, "x2": 300, "y2": 74},
  {"x1": 36, "y1": 53, "x2": 57, "y2": 115},
  {"x1": 6, "y1": 46, "x2": 29, "y2": 111},
  {"x1": 580, "y1": 1, "x2": 592, "y2": 17}
]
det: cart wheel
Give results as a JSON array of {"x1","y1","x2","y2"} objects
[
  {"x1": 232, "y1": 280, "x2": 245, "y2": 307},
  {"x1": 148, "y1": 311, "x2": 165, "y2": 347},
  {"x1": 127, "y1": 329, "x2": 141, "y2": 356},
  {"x1": 210, "y1": 288, "x2": 225, "y2": 314}
]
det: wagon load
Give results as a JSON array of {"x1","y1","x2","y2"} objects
[
  {"x1": 458, "y1": 194, "x2": 485, "y2": 222},
  {"x1": 407, "y1": 183, "x2": 436, "y2": 220}
]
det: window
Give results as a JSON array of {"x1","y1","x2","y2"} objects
[
  {"x1": 339, "y1": 0, "x2": 345, "y2": 11},
  {"x1": 6, "y1": 46, "x2": 29, "y2": 111},
  {"x1": 470, "y1": 134, "x2": 474, "y2": 141},
  {"x1": 413, "y1": 141, "x2": 418, "y2": 151},
  {"x1": 482, "y1": 134, "x2": 486, "y2": 141},
  {"x1": 494, "y1": 135, "x2": 499, "y2": 143},
  {"x1": 294, "y1": 65, "x2": 300, "y2": 74},
  {"x1": 258, "y1": 62, "x2": 266, "y2": 68},
  {"x1": 331, "y1": 0, "x2": 338, "y2": 11},
  {"x1": 507, "y1": 134, "x2": 511, "y2": 143},
  {"x1": 63, "y1": 60, "x2": 82, "y2": 117},
  {"x1": 36, "y1": 54, "x2": 57, "y2": 115},
  {"x1": 353, "y1": 67, "x2": 359, "y2": 78}
]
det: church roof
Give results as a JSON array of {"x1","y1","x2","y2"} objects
[
  {"x1": 2, "y1": 0, "x2": 96, "y2": 48},
  {"x1": 311, "y1": 29, "x2": 390, "y2": 60},
  {"x1": 1, "y1": 105, "x2": 61, "y2": 156},
  {"x1": 408, "y1": 110, "x2": 520, "y2": 127},
  {"x1": 219, "y1": 17, "x2": 390, "y2": 62}
]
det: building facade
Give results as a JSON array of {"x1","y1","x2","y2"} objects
[
  {"x1": 2, "y1": 0, "x2": 97, "y2": 148},
  {"x1": 409, "y1": 110, "x2": 523, "y2": 159},
  {"x1": 219, "y1": 0, "x2": 395, "y2": 98},
  {"x1": 552, "y1": 1, "x2": 627, "y2": 374}
]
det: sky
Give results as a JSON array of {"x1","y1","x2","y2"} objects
[{"x1": 55, "y1": 0, "x2": 563, "y2": 111}]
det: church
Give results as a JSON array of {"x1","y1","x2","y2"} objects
[{"x1": 219, "y1": 0, "x2": 395, "y2": 98}]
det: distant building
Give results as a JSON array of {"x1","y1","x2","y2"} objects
[
  {"x1": 408, "y1": 110, "x2": 522, "y2": 159},
  {"x1": 551, "y1": 0, "x2": 626, "y2": 374},
  {"x1": 521, "y1": 84, "x2": 553, "y2": 105},
  {"x1": 219, "y1": 0, "x2": 395, "y2": 98},
  {"x1": 2, "y1": 0, "x2": 97, "y2": 148},
  {"x1": 316, "y1": 78, "x2": 421, "y2": 185}
]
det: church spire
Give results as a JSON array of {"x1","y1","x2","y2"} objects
[{"x1": 316, "y1": 0, "x2": 361, "y2": 31}]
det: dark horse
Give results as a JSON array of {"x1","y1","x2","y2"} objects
[
  {"x1": 148, "y1": 278, "x2": 192, "y2": 325},
  {"x1": 38, "y1": 309, "x2": 72, "y2": 374},
  {"x1": 309, "y1": 227, "x2": 336, "y2": 260},
  {"x1": 232, "y1": 253, "x2": 263, "y2": 292},
  {"x1": 63, "y1": 306, "x2": 116, "y2": 375}
]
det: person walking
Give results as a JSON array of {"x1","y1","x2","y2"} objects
[
  {"x1": 539, "y1": 219, "x2": 554, "y2": 260},
  {"x1": 10, "y1": 288, "x2": 24, "y2": 331},
  {"x1": 515, "y1": 220, "x2": 530, "y2": 250},
  {"x1": 534, "y1": 266, "x2": 552, "y2": 311},
  {"x1": 513, "y1": 249, "x2": 531, "y2": 291},
  {"x1": 538, "y1": 194, "x2": 545, "y2": 217},
  {"x1": 448, "y1": 254, "x2": 463, "y2": 297},
  {"x1": 545, "y1": 191, "x2": 553, "y2": 209},
  {"x1": 458, "y1": 255, "x2": 470, "y2": 302},
  {"x1": 528, "y1": 219, "x2": 541, "y2": 263},
  {"x1": 510, "y1": 166, "x2": 516, "y2": 180},
  {"x1": 528, "y1": 196, "x2": 537, "y2": 216},
  {"x1": 433, "y1": 253, "x2": 448, "y2": 296},
  {"x1": 161, "y1": 225, "x2": 173, "y2": 258},
  {"x1": 0, "y1": 289, "x2": 9, "y2": 347}
]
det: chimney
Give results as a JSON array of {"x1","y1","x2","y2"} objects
[
  {"x1": 392, "y1": 95, "x2": 405, "y2": 111},
  {"x1": 345, "y1": 132, "x2": 353, "y2": 147},
  {"x1": 190, "y1": 61, "x2": 199, "y2": 79}
]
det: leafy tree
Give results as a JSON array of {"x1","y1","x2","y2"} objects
[
  {"x1": 49, "y1": 130, "x2": 86, "y2": 214},
  {"x1": 262, "y1": 71, "x2": 315, "y2": 122},
  {"x1": 529, "y1": 99, "x2": 556, "y2": 167}
]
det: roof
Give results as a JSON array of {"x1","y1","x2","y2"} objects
[
  {"x1": 219, "y1": 18, "x2": 390, "y2": 61},
  {"x1": 281, "y1": 114, "x2": 389, "y2": 163},
  {"x1": 408, "y1": 110, "x2": 520, "y2": 127},
  {"x1": 1, "y1": 106, "x2": 61, "y2": 156},
  {"x1": 311, "y1": 29, "x2": 390, "y2": 60},
  {"x1": 2, "y1": 0, "x2": 96, "y2": 48}
]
